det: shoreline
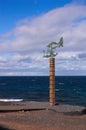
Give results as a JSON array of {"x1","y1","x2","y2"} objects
[
  {"x1": 0, "y1": 101, "x2": 86, "y2": 130},
  {"x1": 0, "y1": 101, "x2": 86, "y2": 112}
]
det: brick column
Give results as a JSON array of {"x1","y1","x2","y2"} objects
[{"x1": 49, "y1": 58, "x2": 55, "y2": 106}]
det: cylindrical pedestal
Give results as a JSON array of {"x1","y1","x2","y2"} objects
[{"x1": 49, "y1": 58, "x2": 55, "y2": 106}]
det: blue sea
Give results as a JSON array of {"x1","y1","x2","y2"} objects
[{"x1": 0, "y1": 76, "x2": 86, "y2": 107}]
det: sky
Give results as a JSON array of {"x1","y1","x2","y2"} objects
[{"x1": 0, "y1": 0, "x2": 86, "y2": 76}]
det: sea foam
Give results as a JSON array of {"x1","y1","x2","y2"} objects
[{"x1": 0, "y1": 99, "x2": 23, "y2": 102}]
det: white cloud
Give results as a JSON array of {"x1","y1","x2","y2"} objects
[
  {"x1": 0, "y1": 4, "x2": 86, "y2": 52},
  {"x1": 0, "y1": 3, "x2": 86, "y2": 75},
  {"x1": 57, "y1": 52, "x2": 79, "y2": 60}
]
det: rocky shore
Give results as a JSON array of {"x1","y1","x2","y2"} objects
[{"x1": 0, "y1": 102, "x2": 86, "y2": 130}]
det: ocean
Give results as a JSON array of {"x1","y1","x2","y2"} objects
[{"x1": 0, "y1": 76, "x2": 86, "y2": 107}]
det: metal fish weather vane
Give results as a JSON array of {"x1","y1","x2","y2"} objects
[
  {"x1": 43, "y1": 37, "x2": 63, "y2": 106},
  {"x1": 43, "y1": 37, "x2": 63, "y2": 58}
]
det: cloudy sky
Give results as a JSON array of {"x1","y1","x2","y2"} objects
[{"x1": 0, "y1": 0, "x2": 86, "y2": 76}]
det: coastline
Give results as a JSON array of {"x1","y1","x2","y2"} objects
[
  {"x1": 0, "y1": 101, "x2": 86, "y2": 130},
  {"x1": 0, "y1": 101, "x2": 85, "y2": 112}
]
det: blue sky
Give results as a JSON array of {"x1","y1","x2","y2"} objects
[
  {"x1": 0, "y1": 0, "x2": 86, "y2": 76},
  {"x1": 0, "y1": 0, "x2": 72, "y2": 34}
]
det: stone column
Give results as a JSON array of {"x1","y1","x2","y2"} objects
[{"x1": 49, "y1": 58, "x2": 55, "y2": 106}]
